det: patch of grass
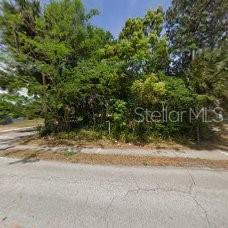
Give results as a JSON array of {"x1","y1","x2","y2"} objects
[
  {"x1": 143, "y1": 162, "x2": 149, "y2": 166},
  {"x1": 51, "y1": 129, "x2": 104, "y2": 141},
  {"x1": 2, "y1": 150, "x2": 228, "y2": 170},
  {"x1": 64, "y1": 151, "x2": 77, "y2": 157}
]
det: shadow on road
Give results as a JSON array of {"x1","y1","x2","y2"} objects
[{"x1": 6, "y1": 153, "x2": 40, "y2": 165}]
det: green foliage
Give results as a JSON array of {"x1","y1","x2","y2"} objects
[
  {"x1": 112, "y1": 100, "x2": 127, "y2": 137},
  {"x1": 0, "y1": 94, "x2": 18, "y2": 119},
  {"x1": 186, "y1": 47, "x2": 227, "y2": 99},
  {"x1": 132, "y1": 73, "x2": 166, "y2": 105},
  {"x1": 0, "y1": 0, "x2": 225, "y2": 142},
  {"x1": 103, "y1": 8, "x2": 169, "y2": 77},
  {"x1": 0, "y1": 92, "x2": 40, "y2": 122},
  {"x1": 166, "y1": 0, "x2": 227, "y2": 73}
]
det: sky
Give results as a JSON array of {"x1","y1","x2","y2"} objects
[
  {"x1": 84, "y1": 0, "x2": 171, "y2": 37},
  {"x1": 42, "y1": 0, "x2": 171, "y2": 37}
]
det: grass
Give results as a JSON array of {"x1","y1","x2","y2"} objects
[
  {"x1": 20, "y1": 130, "x2": 189, "y2": 150},
  {"x1": 64, "y1": 151, "x2": 77, "y2": 157},
  {"x1": 2, "y1": 150, "x2": 228, "y2": 170}
]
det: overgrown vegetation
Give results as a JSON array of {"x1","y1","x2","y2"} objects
[{"x1": 0, "y1": 0, "x2": 227, "y2": 142}]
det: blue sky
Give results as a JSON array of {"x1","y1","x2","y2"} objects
[
  {"x1": 84, "y1": 0, "x2": 171, "y2": 36},
  {"x1": 42, "y1": 0, "x2": 171, "y2": 37}
]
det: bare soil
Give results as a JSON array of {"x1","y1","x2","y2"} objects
[{"x1": 2, "y1": 150, "x2": 228, "y2": 170}]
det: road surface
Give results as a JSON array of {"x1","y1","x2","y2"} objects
[{"x1": 0, "y1": 157, "x2": 228, "y2": 228}]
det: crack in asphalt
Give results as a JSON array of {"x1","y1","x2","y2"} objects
[
  {"x1": 122, "y1": 172, "x2": 211, "y2": 228},
  {"x1": 186, "y1": 169, "x2": 210, "y2": 228},
  {"x1": 101, "y1": 196, "x2": 116, "y2": 228},
  {"x1": 186, "y1": 169, "x2": 196, "y2": 194},
  {"x1": 123, "y1": 186, "x2": 211, "y2": 227},
  {"x1": 191, "y1": 195, "x2": 210, "y2": 228}
]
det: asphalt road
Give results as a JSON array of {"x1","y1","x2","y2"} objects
[{"x1": 0, "y1": 157, "x2": 228, "y2": 228}]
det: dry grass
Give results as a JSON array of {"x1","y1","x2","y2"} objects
[
  {"x1": 2, "y1": 150, "x2": 228, "y2": 170},
  {"x1": 19, "y1": 134, "x2": 189, "y2": 150},
  {"x1": 0, "y1": 119, "x2": 43, "y2": 131}
]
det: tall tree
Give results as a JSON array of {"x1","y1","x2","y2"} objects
[
  {"x1": 0, "y1": 0, "x2": 111, "y2": 129},
  {"x1": 102, "y1": 8, "x2": 169, "y2": 100},
  {"x1": 166, "y1": 0, "x2": 228, "y2": 73}
]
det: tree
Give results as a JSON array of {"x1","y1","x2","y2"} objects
[
  {"x1": 102, "y1": 8, "x2": 169, "y2": 102},
  {"x1": 0, "y1": 0, "x2": 111, "y2": 129},
  {"x1": 166, "y1": 0, "x2": 228, "y2": 73},
  {"x1": 186, "y1": 47, "x2": 227, "y2": 99},
  {"x1": 104, "y1": 8, "x2": 168, "y2": 74},
  {"x1": 131, "y1": 73, "x2": 166, "y2": 106},
  {"x1": 0, "y1": 1, "x2": 223, "y2": 141}
]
